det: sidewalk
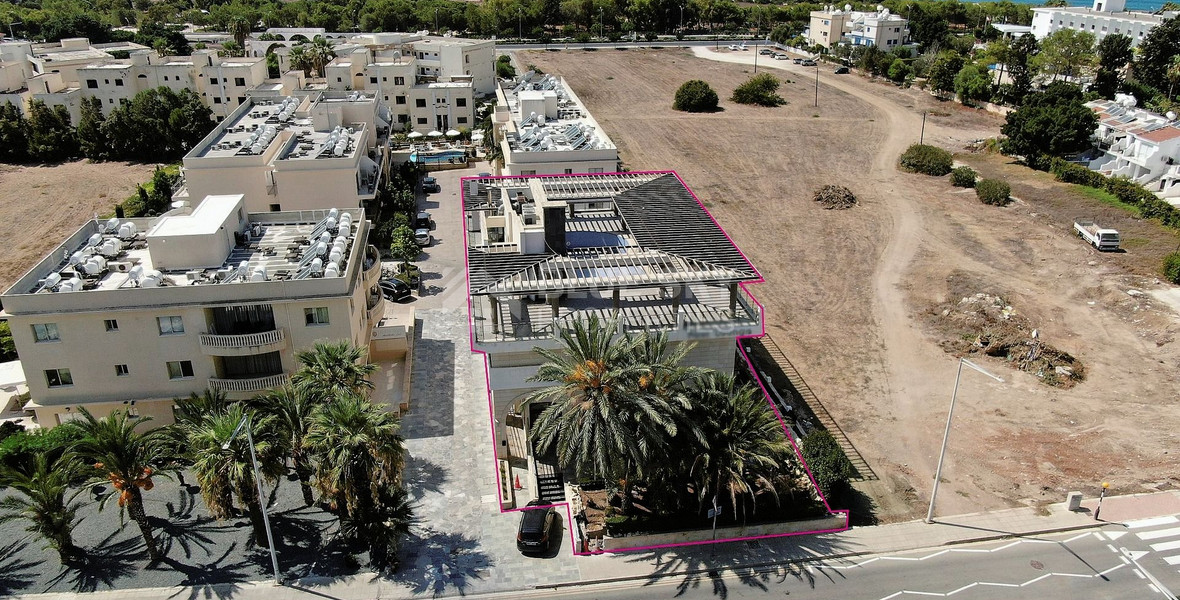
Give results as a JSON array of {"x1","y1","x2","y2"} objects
[{"x1": 18, "y1": 490, "x2": 1180, "y2": 600}]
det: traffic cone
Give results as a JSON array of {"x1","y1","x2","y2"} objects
[{"x1": 514, "y1": 475, "x2": 522, "y2": 490}]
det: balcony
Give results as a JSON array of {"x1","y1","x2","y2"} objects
[
  {"x1": 208, "y1": 373, "x2": 289, "y2": 394},
  {"x1": 199, "y1": 328, "x2": 287, "y2": 356}
]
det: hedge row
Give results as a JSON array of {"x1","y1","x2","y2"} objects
[{"x1": 1029, "y1": 154, "x2": 1180, "y2": 230}]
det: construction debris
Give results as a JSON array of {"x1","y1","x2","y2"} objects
[{"x1": 813, "y1": 184, "x2": 857, "y2": 210}]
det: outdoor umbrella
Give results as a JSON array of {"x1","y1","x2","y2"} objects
[
  {"x1": 407, "y1": 131, "x2": 424, "y2": 139},
  {"x1": 446, "y1": 129, "x2": 461, "y2": 137},
  {"x1": 428, "y1": 130, "x2": 444, "y2": 137}
]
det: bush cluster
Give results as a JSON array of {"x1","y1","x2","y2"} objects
[
  {"x1": 731, "y1": 73, "x2": 786, "y2": 107},
  {"x1": 976, "y1": 178, "x2": 1012, "y2": 206},
  {"x1": 1029, "y1": 154, "x2": 1180, "y2": 230},
  {"x1": 899, "y1": 144, "x2": 953, "y2": 176},
  {"x1": 673, "y1": 80, "x2": 719, "y2": 113},
  {"x1": 800, "y1": 430, "x2": 855, "y2": 499},
  {"x1": 950, "y1": 166, "x2": 977, "y2": 188},
  {"x1": 1164, "y1": 252, "x2": 1180, "y2": 284}
]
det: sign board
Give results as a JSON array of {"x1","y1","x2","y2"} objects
[{"x1": 707, "y1": 508, "x2": 717, "y2": 519}]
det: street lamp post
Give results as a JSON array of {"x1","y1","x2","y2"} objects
[
  {"x1": 434, "y1": 7, "x2": 439, "y2": 34},
  {"x1": 814, "y1": 61, "x2": 820, "y2": 107},
  {"x1": 680, "y1": 5, "x2": 685, "y2": 32},
  {"x1": 224, "y1": 415, "x2": 282, "y2": 585},
  {"x1": 517, "y1": 9, "x2": 522, "y2": 42},
  {"x1": 925, "y1": 357, "x2": 1004, "y2": 524},
  {"x1": 8, "y1": 21, "x2": 22, "y2": 40},
  {"x1": 598, "y1": 8, "x2": 604, "y2": 40}
]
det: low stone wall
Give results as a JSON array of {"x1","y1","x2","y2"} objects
[{"x1": 599, "y1": 513, "x2": 847, "y2": 551}]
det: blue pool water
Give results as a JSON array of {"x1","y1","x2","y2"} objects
[{"x1": 410, "y1": 150, "x2": 468, "y2": 165}]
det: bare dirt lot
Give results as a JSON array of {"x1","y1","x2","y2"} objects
[
  {"x1": 0, "y1": 161, "x2": 154, "y2": 290},
  {"x1": 522, "y1": 47, "x2": 1180, "y2": 522}
]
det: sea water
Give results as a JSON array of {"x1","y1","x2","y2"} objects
[{"x1": 967, "y1": 0, "x2": 1166, "y2": 12}]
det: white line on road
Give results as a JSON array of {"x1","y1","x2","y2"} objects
[
  {"x1": 1152, "y1": 541, "x2": 1180, "y2": 552},
  {"x1": 1106, "y1": 531, "x2": 1128, "y2": 541},
  {"x1": 1136, "y1": 570, "x2": 1147, "y2": 579},
  {"x1": 1164, "y1": 556, "x2": 1180, "y2": 565},
  {"x1": 1126, "y1": 516, "x2": 1180, "y2": 529},
  {"x1": 1138, "y1": 527, "x2": 1180, "y2": 540},
  {"x1": 1108, "y1": 544, "x2": 1119, "y2": 552}
]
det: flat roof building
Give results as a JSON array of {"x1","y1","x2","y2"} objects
[
  {"x1": 492, "y1": 72, "x2": 619, "y2": 176},
  {"x1": 464, "y1": 172, "x2": 763, "y2": 485},
  {"x1": 1086, "y1": 96, "x2": 1180, "y2": 201},
  {"x1": 1031, "y1": 0, "x2": 1177, "y2": 47},
  {"x1": 1, "y1": 195, "x2": 386, "y2": 427}
]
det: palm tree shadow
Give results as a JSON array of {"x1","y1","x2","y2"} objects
[
  {"x1": 0, "y1": 540, "x2": 38, "y2": 595},
  {"x1": 391, "y1": 528, "x2": 492, "y2": 598},
  {"x1": 43, "y1": 534, "x2": 141, "y2": 593},
  {"x1": 403, "y1": 455, "x2": 449, "y2": 500},
  {"x1": 259, "y1": 506, "x2": 339, "y2": 577},
  {"x1": 158, "y1": 544, "x2": 249, "y2": 600}
]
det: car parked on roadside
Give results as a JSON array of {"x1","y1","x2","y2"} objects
[
  {"x1": 801, "y1": 59, "x2": 817, "y2": 67},
  {"x1": 793, "y1": 58, "x2": 803, "y2": 64},
  {"x1": 422, "y1": 176, "x2": 440, "y2": 193},
  {"x1": 414, "y1": 228, "x2": 433, "y2": 247},
  {"x1": 378, "y1": 278, "x2": 412, "y2": 302},
  {"x1": 415, "y1": 211, "x2": 433, "y2": 230},
  {"x1": 834, "y1": 66, "x2": 849, "y2": 74},
  {"x1": 517, "y1": 500, "x2": 557, "y2": 554},
  {"x1": 759, "y1": 48, "x2": 773, "y2": 55},
  {"x1": 774, "y1": 53, "x2": 789, "y2": 60}
]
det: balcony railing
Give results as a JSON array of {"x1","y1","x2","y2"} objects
[
  {"x1": 200, "y1": 328, "x2": 286, "y2": 350},
  {"x1": 208, "y1": 373, "x2": 289, "y2": 393}
]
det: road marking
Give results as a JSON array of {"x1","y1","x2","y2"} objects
[
  {"x1": 1152, "y1": 541, "x2": 1180, "y2": 552},
  {"x1": 1136, "y1": 570, "x2": 1146, "y2": 579},
  {"x1": 1138, "y1": 527, "x2": 1180, "y2": 540},
  {"x1": 1164, "y1": 556, "x2": 1180, "y2": 566},
  {"x1": 1126, "y1": 516, "x2": 1180, "y2": 529},
  {"x1": 1106, "y1": 531, "x2": 1128, "y2": 541},
  {"x1": 1127, "y1": 550, "x2": 1150, "y2": 561},
  {"x1": 1108, "y1": 544, "x2": 1119, "y2": 553}
]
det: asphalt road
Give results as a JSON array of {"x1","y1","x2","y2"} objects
[{"x1": 517, "y1": 523, "x2": 1180, "y2": 600}]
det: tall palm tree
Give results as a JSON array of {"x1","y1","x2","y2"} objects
[
  {"x1": 688, "y1": 372, "x2": 795, "y2": 521},
  {"x1": 228, "y1": 16, "x2": 251, "y2": 48},
  {"x1": 251, "y1": 386, "x2": 317, "y2": 506},
  {"x1": 338, "y1": 483, "x2": 414, "y2": 571},
  {"x1": 308, "y1": 36, "x2": 336, "y2": 78},
  {"x1": 72, "y1": 409, "x2": 170, "y2": 562},
  {"x1": 288, "y1": 44, "x2": 312, "y2": 77},
  {"x1": 292, "y1": 341, "x2": 378, "y2": 403},
  {"x1": 184, "y1": 405, "x2": 282, "y2": 546},
  {"x1": 305, "y1": 393, "x2": 405, "y2": 517},
  {"x1": 527, "y1": 316, "x2": 680, "y2": 509},
  {"x1": 0, "y1": 453, "x2": 85, "y2": 563}
]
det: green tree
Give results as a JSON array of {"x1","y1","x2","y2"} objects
[
  {"x1": 25, "y1": 100, "x2": 75, "y2": 163},
  {"x1": 0, "y1": 101, "x2": 30, "y2": 164},
  {"x1": 0, "y1": 453, "x2": 85, "y2": 563},
  {"x1": 673, "y1": 79, "x2": 719, "y2": 112},
  {"x1": 289, "y1": 44, "x2": 313, "y2": 77},
  {"x1": 1135, "y1": 16, "x2": 1180, "y2": 93},
  {"x1": 953, "y1": 64, "x2": 993, "y2": 104},
  {"x1": 888, "y1": 58, "x2": 912, "y2": 83},
  {"x1": 927, "y1": 50, "x2": 966, "y2": 95},
  {"x1": 144, "y1": 167, "x2": 177, "y2": 215},
  {"x1": 800, "y1": 429, "x2": 854, "y2": 499},
  {"x1": 308, "y1": 36, "x2": 336, "y2": 77},
  {"x1": 1008, "y1": 33, "x2": 1040, "y2": 103},
  {"x1": 1001, "y1": 82, "x2": 1097, "y2": 158},
  {"x1": 251, "y1": 387, "x2": 317, "y2": 506},
  {"x1": 73, "y1": 409, "x2": 170, "y2": 562},
  {"x1": 292, "y1": 340, "x2": 379, "y2": 402},
  {"x1": 1036, "y1": 28, "x2": 1096, "y2": 81},
  {"x1": 306, "y1": 393, "x2": 406, "y2": 516},
  {"x1": 77, "y1": 96, "x2": 109, "y2": 161},
  {"x1": 731, "y1": 73, "x2": 785, "y2": 107},
  {"x1": 496, "y1": 54, "x2": 516, "y2": 79},
  {"x1": 1093, "y1": 34, "x2": 1133, "y2": 99},
  {"x1": 388, "y1": 224, "x2": 420, "y2": 271},
  {"x1": 906, "y1": 3, "x2": 950, "y2": 50},
  {"x1": 228, "y1": 15, "x2": 252, "y2": 48},
  {"x1": 688, "y1": 372, "x2": 794, "y2": 520},
  {"x1": 0, "y1": 320, "x2": 17, "y2": 361}
]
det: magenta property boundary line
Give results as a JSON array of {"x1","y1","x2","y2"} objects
[{"x1": 458, "y1": 170, "x2": 851, "y2": 556}]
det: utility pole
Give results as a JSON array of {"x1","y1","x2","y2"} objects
[
  {"x1": 598, "y1": 8, "x2": 604, "y2": 40},
  {"x1": 7, "y1": 21, "x2": 22, "y2": 40},
  {"x1": 434, "y1": 7, "x2": 439, "y2": 33},
  {"x1": 754, "y1": 42, "x2": 758, "y2": 73},
  {"x1": 680, "y1": 5, "x2": 685, "y2": 32},
  {"x1": 814, "y1": 62, "x2": 819, "y2": 107},
  {"x1": 920, "y1": 111, "x2": 927, "y2": 144}
]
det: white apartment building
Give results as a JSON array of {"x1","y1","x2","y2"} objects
[
  {"x1": 0, "y1": 194, "x2": 386, "y2": 427},
  {"x1": 1, "y1": 37, "x2": 145, "y2": 120},
  {"x1": 464, "y1": 172, "x2": 763, "y2": 503},
  {"x1": 808, "y1": 6, "x2": 908, "y2": 49},
  {"x1": 325, "y1": 47, "x2": 475, "y2": 133},
  {"x1": 1087, "y1": 97, "x2": 1180, "y2": 200},
  {"x1": 1031, "y1": 0, "x2": 1177, "y2": 47},
  {"x1": 178, "y1": 93, "x2": 390, "y2": 213},
  {"x1": 491, "y1": 72, "x2": 618, "y2": 176}
]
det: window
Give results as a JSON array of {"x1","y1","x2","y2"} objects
[
  {"x1": 394, "y1": 76, "x2": 405, "y2": 85},
  {"x1": 564, "y1": 168, "x2": 573, "y2": 174},
  {"x1": 396, "y1": 95, "x2": 406, "y2": 105},
  {"x1": 213, "y1": 97, "x2": 222, "y2": 104},
  {"x1": 162, "y1": 75, "x2": 168, "y2": 81},
  {"x1": 336, "y1": 77, "x2": 342, "y2": 82},
  {"x1": 520, "y1": 170, "x2": 536, "y2": 175},
  {"x1": 304, "y1": 307, "x2": 330, "y2": 325},
  {"x1": 370, "y1": 76, "x2": 378, "y2": 84},
  {"x1": 108, "y1": 99, "x2": 114, "y2": 104},
  {"x1": 237, "y1": 96, "x2": 246, "y2": 104},
  {"x1": 457, "y1": 116, "x2": 468, "y2": 124},
  {"x1": 157, "y1": 316, "x2": 184, "y2": 335},
  {"x1": 32, "y1": 323, "x2": 60, "y2": 343},
  {"x1": 382, "y1": 76, "x2": 387, "y2": 82},
  {"x1": 415, "y1": 98, "x2": 426, "y2": 108},
  {"x1": 235, "y1": 77, "x2": 246, "y2": 86},
  {"x1": 45, "y1": 368, "x2": 73, "y2": 388},
  {"x1": 397, "y1": 114, "x2": 409, "y2": 123},
  {"x1": 417, "y1": 117, "x2": 428, "y2": 125},
  {"x1": 456, "y1": 98, "x2": 467, "y2": 107},
  {"x1": 269, "y1": 203, "x2": 281, "y2": 212},
  {"x1": 86, "y1": 79, "x2": 98, "y2": 89},
  {"x1": 116, "y1": 364, "x2": 129, "y2": 377},
  {"x1": 167, "y1": 360, "x2": 194, "y2": 379},
  {"x1": 465, "y1": 55, "x2": 470, "y2": 63},
  {"x1": 209, "y1": 77, "x2": 218, "y2": 84},
  {"x1": 104, "y1": 79, "x2": 109, "y2": 84},
  {"x1": 104, "y1": 319, "x2": 118, "y2": 332},
  {"x1": 114, "y1": 78, "x2": 123, "y2": 86},
  {"x1": 588, "y1": 167, "x2": 604, "y2": 173}
]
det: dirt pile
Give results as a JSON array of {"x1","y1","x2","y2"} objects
[
  {"x1": 813, "y1": 184, "x2": 857, "y2": 209},
  {"x1": 932, "y1": 291, "x2": 1085, "y2": 388}
]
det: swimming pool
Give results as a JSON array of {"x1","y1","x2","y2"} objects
[{"x1": 410, "y1": 150, "x2": 468, "y2": 165}]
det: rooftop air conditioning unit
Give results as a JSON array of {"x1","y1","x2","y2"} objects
[{"x1": 110, "y1": 261, "x2": 132, "y2": 273}]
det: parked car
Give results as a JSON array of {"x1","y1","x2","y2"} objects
[
  {"x1": 414, "y1": 228, "x2": 433, "y2": 247},
  {"x1": 378, "y1": 278, "x2": 412, "y2": 302},
  {"x1": 834, "y1": 66, "x2": 849, "y2": 74},
  {"x1": 422, "y1": 176, "x2": 440, "y2": 193},
  {"x1": 774, "y1": 53, "x2": 789, "y2": 60},
  {"x1": 793, "y1": 58, "x2": 803, "y2": 64},
  {"x1": 415, "y1": 211, "x2": 433, "y2": 230},
  {"x1": 801, "y1": 59, "x2": 817, "y2": 67},
  {"x1": 517, "y1": 500, "x2": 557, "y2": 554},
  {"x1": 759, "y1": 48, "x2": 773, "y2": 55}
]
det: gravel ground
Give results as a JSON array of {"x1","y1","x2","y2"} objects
[{"x1": 0, "y1": 470, "x2": 363, "y2": 595}]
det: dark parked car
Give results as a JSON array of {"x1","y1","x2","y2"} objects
[
  {"x1": 422, "y1": 176, "x2": 440, "y2": 193},
  {"x1": 834, "y1": 66, "x2": 849, "y2": 74},
  {"x1": 517, "y1": 500, "x2": 556, "y2": 554},
  {"x1": 793, "y1": 58, "x2": 803, "y2": 64},
  {"x1": 415, "y1": 211, "x2": 433, "y2": 230},
  {"x1": 378, "y1": 278, "x2": 412, "y2": 302}
]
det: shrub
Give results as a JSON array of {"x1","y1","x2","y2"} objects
[
  {"x1": 801, "y1": 430, "x2": 855, "y2": 499},
  {"x1": 1164, "y1": 252, "x2": 1180, "y2": 284},
  {"x1": 950, "y1": 166, "x2": 977, "y2": 188},
  {"x1": 673, "y1": 80, "x2": 720, "y2": 112},
  {"x1": 976, "y1": 178, "x2": 1012, "y2": 205},
  {"x1": 731, "y1": 73, "x2": 786, "y2": 107},
  {"x1": 899, "y1": 144, "x2": 953, "y2": 176}
]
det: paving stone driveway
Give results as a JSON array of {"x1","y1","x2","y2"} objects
[{"x1": 394, "y1": 307, "x2": 582, "y2": 595}]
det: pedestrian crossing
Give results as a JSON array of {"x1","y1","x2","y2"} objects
[{"x1": 1123, "y1": 514, "x2": 1180, "y2": 588}]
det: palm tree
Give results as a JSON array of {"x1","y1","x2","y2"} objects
[
  {"x1": 526, "y1": 316, "x2": 680, "y2": 510},
  {"x1": 72, "y1": 408, "x2": 170, "y2": 562},
  {"x1": 1168, "y1": 55, "x2": 1180, "y2": 100},
  {"x1": 288, "y1": 44, "x2": 312, "y2": 77},
  {"x1": 305, "y1": 393, "x2": 405, "y2": 517},
  {"x1": 228, "y1": 16, "x2": 251, "y2": 48},
  {"x1": 688, "y1": 372, "x2": 795, "y2": 521},
  {"x1": 308, "y1": 36, "x2": 336, "y2": 78},
  {"x1": 292, "y1": 340, "x2": 378, "y2": 403},
  {"x1": 0, "y1": 453, "x2": 85, "y2": 563},
  {"x1": 338, "y1": 483, "x2": 414, "y2": 571},
  {"x1": 251, "y1": 386, "x2": 317, "y2": 506},
  {"x1": 184, "y1": 405, "x2": 282, "y2": 546}
]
